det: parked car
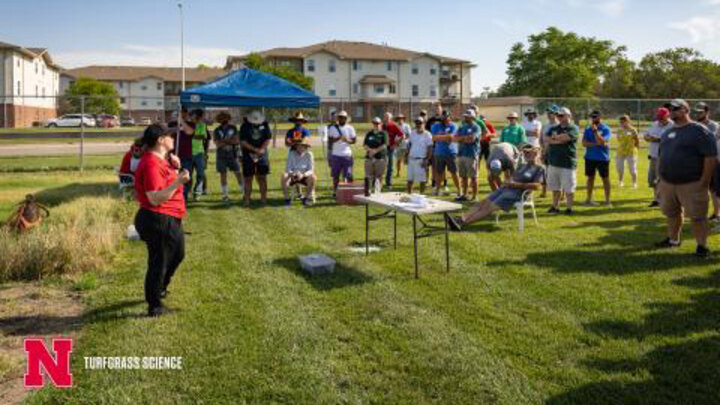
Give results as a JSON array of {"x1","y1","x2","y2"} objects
[
  {"x1": 120, "y1": 116, "x2": 136, "y2": 127},
  {"x1": 46, "y1": 114, "x2": 97, "y2": 128},
  {"x1": 97, "y1": 114, "x2": 120, "y2": 128},
  {"x1": 139, "y1": 117, "x2": 153, "y2": 126}
]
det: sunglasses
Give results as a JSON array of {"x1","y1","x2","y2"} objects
[
  {"x1": 670, "y1": 106, "x2": 684, "y2": 112},
  {"x1": 556, "y1": 114, "x2": 566, "y2": 117}
]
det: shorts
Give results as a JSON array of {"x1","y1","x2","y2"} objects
[
  {"x1": 407, "y1": 158, "x2": 428, "y2": 182},
  {"x1": 585, "y1": 159, "x2": 610, "y2": 178},
  {"x1": 648, "y1": 157, "x2": 659, "y2": 188},
  {"x1": 241, "y1": 154, "x2": 270, "y2": 177},
  {"x1": 457, "y1": 156, "x2": 478, "y2": 178},
  {"x1": 364, "y1": 157, "x2": 387, "y2": 179},
  {"x1": 330, "y1": 155, "x2": 354, "y2": 181},
  {"x1": 216, "y1": 156, "x2": 240, "y2": 173},
  {"x1": 547, "y1": 165, "x2": 577, "y2": 193},
  {"x1": 435, "y1": 155, "x2": 457, "y2": 174},
  {"x1": 487, "y1": 189, "x2": 524, "y2": 212},
  {"x1": 657, "y1": 179, "x2": 709, "y2": 220}
]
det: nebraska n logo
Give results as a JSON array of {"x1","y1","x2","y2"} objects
[{"x1": 24, "y1": 337, "x2": 73, "y2": 388}]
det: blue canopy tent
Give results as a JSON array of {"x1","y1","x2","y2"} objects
[{"x1": 179, "y1": 68, "x2": 319, "y2": 108}]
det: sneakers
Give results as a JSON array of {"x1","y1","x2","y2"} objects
[
  {"x1": 564, "y1": 208, "x2": 574, "y2": 215},
  {"x1": 284, "y1": 199, "x2": 292, "y2": 207},
  {"x1": 303, "y1": 198, "x2": 314, "y2": 207},
  {"x1": 604, "y1": 201, "x2": 613, "y2": 208},
  {"x1": 649, "y1": 201, "x2": 660, "y2": 208},
  {"x1": 455, "y1": 195, "x2": 468, "y2": 202},
  {"x1": 619, "y1": 182, "x2": 624, "y2": 188},
  {"x1": 447, "y1": 216, "x2": 464, "y2": 232},
  {"x1": 695, "y1": 245, "x2": 711, "y2": 258},
  {"x1": 221, "y1": 194, "x2": 230, "y2": 202},
  {"x1": 432, "y1": 190, "x2": 440, "y2": 196},
  {"x1": 655, "y1": 237, "x2": 681, "y2": 248},
  {"x1": 547, "y1": 207, "x2": 560, "y2": 214},
  {"x1": 583, "y1": 200, "x2": 599, "y2": 206},
  {"x1": 632, "y1": 183, "x2": 638, "y2": 189}
]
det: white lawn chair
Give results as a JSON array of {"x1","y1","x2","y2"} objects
[{"x1": 495, "y1": 189, "x2": 538, "y2": 233}]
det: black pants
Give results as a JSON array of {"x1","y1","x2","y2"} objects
[{"x1": 134, "y1": 209, "x2": 185, "y2": 309}]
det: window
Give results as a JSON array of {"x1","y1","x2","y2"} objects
[
  {"x1": 35, "y1": 62, "x2": 38, "y2": 74},
  {"x1": 42, "y1": 87, "x2": 45, "y2": 97},
  {"x1": 118, "y1": 81, "x2": 124, "y2": 89},
  {"x1": 328, "y1": 85, "x2": 336, "y2": 97},
  {"x1": 307, "y1": 59, "x2": 315, "y2": 72},
  {"x1": 411, "y1": 63, "x2": 419, "y2": 75},
  {"x1": 430, "y1": 85, "x2": 437, "y2": 97},
  {"x1": 35, "y1": 85, "x2": 38, "y2": 97},
  {"x1": 157, "y1": 101, "x2": 162, "y2": 106},
  {"x1": 120, "y1": 97, "x2": 126, "y2": 104},
  {"x1": 16, "y1": 81, "x2": 20, "y2": 95},
  {"x1": 141, "y1": 100, "x2": 147, "y2": 106},
  {"x1": 156, "y1": 82, "x2": 162, "y2": 91},
  {"x1": 355, "y1": 105, "x2": 364, "y2": 118},
  {"x1": 328, "y1": 59, "x2": 336, "y2": 73},
  {"x1": 353, "y1": 83, "x2": 359, "y2": 94},
  {"x1": 430, "y1": 66, "x2": 437, "y2": 75},
  {"x1": 141, "y1": 85, "x2": 148, "y2": 91},
  {"x1": 16, "y1": 60, "x2": 20, "y2": 68},
  {"x1": 386, "y1": 61, "x2": 392, "y2": 71},
  {"x1": 412, "y1": 85, "x2": 419, "y2": 97},
  {"x1": 42, "y1": 66, "x2": 45, "y2": 76},
  {"x1": 389, "y1": 84, "x2": 396, "y2": 94},
  {"x1": 353, "y1": 60, "x2": 362, "y2": 71},
  {"x1": 374, "y1": 84, "x2": 385, "y2": 94}
]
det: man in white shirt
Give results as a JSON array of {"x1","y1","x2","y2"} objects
[
  {"x1": 406, "y1": 116, "x2": 434, "y2": 194},
  {"x1": 523, "y1": 109, "x2": 543, "y2": 146},
  {"x1": 327, "y1": 110, "x2": 357, "y2": 195},
  {"x1": 644, "y1": 107, "x2": 673, "y2": 207}
]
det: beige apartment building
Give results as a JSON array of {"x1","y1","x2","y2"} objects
[
  {"x1": 226, "y1": 40, "x2": 474, "y2": 120},
  {"x1": 0, "y1": 40, "x2": 62, "y2": 127}
]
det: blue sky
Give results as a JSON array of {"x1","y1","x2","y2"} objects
[{"x1": 2, "y1": 0, "x2": 719, "y2": 94}]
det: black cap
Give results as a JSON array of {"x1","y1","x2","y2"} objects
[
  {"x1": 694, "y1": 102, "x2": 710, "y2": 112},
  {"x1": 441, "y1": 111, "x2": 451, "y2": 120},
  {"x1": 141, "y1": 124, "x2": 173, "y2": 147},
  {"x1": 590, "y1": 110, "x2": 602, "y2": 118}
]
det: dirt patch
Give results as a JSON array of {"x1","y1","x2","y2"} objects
[{"x1": 0, "y1": 284, "x2": 84, "y2": 404}]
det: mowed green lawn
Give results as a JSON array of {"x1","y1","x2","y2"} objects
[{"x1": 2, "y1": 139, "x2": 718, "y2": 404}]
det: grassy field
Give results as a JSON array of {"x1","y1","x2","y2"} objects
[{"x1": 1, "y1": 138, "x2": 718, "y2": 403}]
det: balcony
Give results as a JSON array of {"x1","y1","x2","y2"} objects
[{"x1": 440, "y1": 71, "x2": 460, "y2": 82}]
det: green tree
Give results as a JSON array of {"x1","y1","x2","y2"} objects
[
  {"x1": 498, "y1": 27, "x2": 626, "y2": 97},
  {"x1": 635, "y1": 48, "x2": 720, "y2": 99},
  {"x1": 243, "y1": 53, "x2": 314, "y2": 91},
  {"x1": 597, "y1": 58, "x2": 640, "y2": 98},
  {"x1": 65, "y1": 77, "x2": 121, "y2": 115}
]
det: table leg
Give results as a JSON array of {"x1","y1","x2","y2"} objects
[
  {"x1": 413, "y1": 215, "x2": 419, "y2": 279},
  {"x1": 444, "y1": 213, "x2": 450, "y2": 273},
  {"x1": 393, "y1": 211, "x2": 397, "y2": 250},
  {"x1": 365, "y1": 204, "x2": 369, "y2": 256}
]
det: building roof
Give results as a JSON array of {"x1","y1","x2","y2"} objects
[
  {"x1": 358, "y1": 75, "x2": 396, "y2": 85},
  {"x1": 475, "y1": 96, "x2": 537, "y2": 107},
  {"x1": 61, "y1": 66, "x2": 227, "y2": 83},
  {"x1": 227, "y1": 40, "x2": 473, "y2": 67},
  {"x1": 0, "y1": 40, "x2": 62, "y2": 70}
]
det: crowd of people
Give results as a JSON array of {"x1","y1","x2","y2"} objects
[{"x1": 124, "y1": 98, "x2": 720, "y2": 315}]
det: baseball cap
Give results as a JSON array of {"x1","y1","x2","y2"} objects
[
  {"x1": 414, "y1": 116, "x2": 425, "y2": 124},
  {"x1": 656, "y1": 107, "x2": 670, "y2": 120},
  {"x1": 590, "y1": 110, "x2": 602, "y2": 118},
  {"x1": 694, "y1": 102, "x2": 710, "y2": 112},
  {"x1": 489, "y1": 159, "x2": 503, "y2": 174},
  {"x1": 463, "y1": 109, "x2": 477, "y2": 118},
  {"x1": 669, "y1": 99, "x2": 690, "y2": 110},
  {"x1": 371, "y1": 116, "x2": 382, "y2": 124},
  {"x1": 546, "y1": 105, "x2": 560, "y2": 114},
  {"x1": 524, "y1": 108, "x2": 537, "y2": 115},
  {"x1": 557, "y1": 107, "x2": 572, "y2": 116}
]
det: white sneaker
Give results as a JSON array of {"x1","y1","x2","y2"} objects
[
  {"x1": 619, "y1": 182, "x2": 624, "y2": 188},
  {"x1": 632, "y1": 183, "x2": 638, "y2": 189}
]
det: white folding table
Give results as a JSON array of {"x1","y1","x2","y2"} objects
[{"x1": 354, "y1": 193, "x2": 463, "y2": 278}]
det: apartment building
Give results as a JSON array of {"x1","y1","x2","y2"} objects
[
  {"x1": 0, "y1": 40, "x2": 62, "y2": 127},
  {"x1": 226, "y1": 40, "x2": 474, "y2": 120},
  {"x1": 60, "y1": 66, "x2": 226, "y2": 120}
]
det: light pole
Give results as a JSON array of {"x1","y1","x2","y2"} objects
[{"x1": 178, "y1": 1, "x2": 185, "y2": 91}]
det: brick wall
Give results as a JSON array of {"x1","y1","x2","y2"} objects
[{"x1": 0, "y1": 104, "x2": 58, "y2": 128}]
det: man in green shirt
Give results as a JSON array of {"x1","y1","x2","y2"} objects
[
  {"x1": 544, "y1": 107, "x2": 580, "y2": 214},
  {"x1": 364, "y1": 117, "x2": 389, "y2": 192},
  {"x1": 500, "y1": 112, "x2": 527, "y2": 147},
  {"x1": 188, "y1": 109, "x2": 209, "y2": 201}
]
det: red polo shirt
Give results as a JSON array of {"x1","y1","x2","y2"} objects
[
  {"x1": 384, "y1": 120, "x2": 405, "y2": 148},
  {"x1": 119, "y1": 151, "x2": 132, "y2": 174},
  {"x1": 134, "y1": 152, "x2": 186, "y2": 219}
]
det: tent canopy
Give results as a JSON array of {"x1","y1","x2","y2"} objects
[{"x1": 180, "y1": 68, "x2": 320, "y2": 108}]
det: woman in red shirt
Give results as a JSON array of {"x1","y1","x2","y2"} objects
[{"x1": 134, "y1": 124, "x2": 190, "y2": 317}]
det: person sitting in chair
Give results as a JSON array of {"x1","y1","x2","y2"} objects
[
  {"x1": 119, "y1": 138, "x2": 144, "y2": 184},
  {"x1": 282, "y1": 137, "x2": 316, "y2": 206},
  {"x1": 448, "y1": 143, "x2": 545, "y2": 231}
]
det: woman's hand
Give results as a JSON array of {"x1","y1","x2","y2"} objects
[
  {"x1": 177, "y1": 169, "x2": 190, "y2": 184},
  {"x1": 169, "y1": 153, "x2": 181, "y2": 169}
]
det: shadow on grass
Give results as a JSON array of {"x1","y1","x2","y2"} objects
[
  {"x1": 548, "y1": 272, "x2": 720, "y2": 403},
  {"x1": 33, "y1": 182, "x2": 119, "y2": 207},
  {"x1": 272, "y1": 257, "x2": 373, "y2": 291},
  {"x1": 0, "y1": 299, "x2": 145, "y2": 336}
]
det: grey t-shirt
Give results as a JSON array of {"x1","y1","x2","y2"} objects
[
  {"x1": 511, "y1": 164, "x2": 546, "y2": 184},
  {"x1": 659, "y1": 122, "x2": 717, "y2": 184},
  {"x1": 488, "y1": 142, "x2": 520, "y2": 170},
  {"x1": 699, "y1": 119, "x2": 719, "y2": 137}
]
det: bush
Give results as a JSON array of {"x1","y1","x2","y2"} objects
[{"x1": 0, "y1": 197, "x2": 134, "y2": 281}]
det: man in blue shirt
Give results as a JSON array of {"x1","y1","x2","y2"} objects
[
  {"x1": 285, "y1": 112, "x2": 311, "y2": 150},
  {"x1": 431, "y1": 112, "x2": 461, "y2": 198},
  {"x1": 582, "y1": 110, "x2": 612, "y2": 206},
  {"x1": 454, "y1": 109, "x2": 482, "y2": 201}
]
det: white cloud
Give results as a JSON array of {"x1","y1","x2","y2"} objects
[
  {"x1": 54, "y1": 44, "x2": 245, "y2": 68},
  {"x1": 668, "y1": 15, "x2": 720, "y2": 43},
  {"x1": 531, "y1": 0, "x2": 626, "y2": 16}
]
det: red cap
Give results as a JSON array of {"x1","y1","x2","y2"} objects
[{"x1": 656, "y1": 107, "x2": 670, "y2": 120}]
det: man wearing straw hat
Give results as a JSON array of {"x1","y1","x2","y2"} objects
[
  {"x1": 500, "y1": 112, "x2": 527, "y2": 147},
  {"x1": 327, "y1": 110, "x2": 357, "y2": 196},
  {"x1": 213, "y1": 112, "x2": 243, "y2": 202},
  {"x1": 285, "y1": 112, "x2": 311, "y2": 149},
  {"x1": 282, "y1": 137, "x2": 316, "y2": 207}
]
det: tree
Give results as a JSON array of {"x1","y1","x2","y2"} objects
[
  {"x1": 64, "y1": 77, "x2": 121, "y2": 115},
  {"x1": 597, "y1": 58, "x2": 640, "y2": 98},
  {"x1": 497, "y1": 27, "x2": 626, "y2": 97},
  {"x1": 243, "y1": 53, "x2": 314, "y2": 91},
  {"x1": 635, "y1": 48, "x2": 720, "y2": 99}
]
